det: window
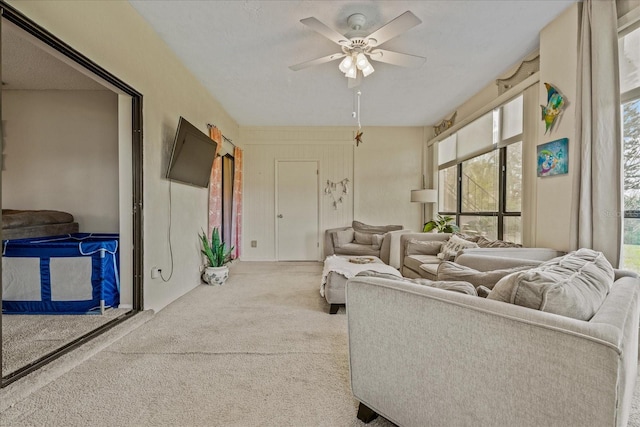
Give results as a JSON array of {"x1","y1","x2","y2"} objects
[
  {"x1": 620, "y1": 23, "x2": 640, "y2": 272},
  {"x1": 437, "y1": 95, "x2": 523, "y2": 243}
]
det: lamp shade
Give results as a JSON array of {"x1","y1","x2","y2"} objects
[{"x1": 411, "y1": 189, "x2": 437, "y2": 203}]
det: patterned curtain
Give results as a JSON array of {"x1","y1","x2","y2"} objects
[
  {"x1": 208, "y1": 127, "x2": 223, "y2": 239},
  {"x1": 231, "y1": 147, "x2": 243, "y2": 258}
]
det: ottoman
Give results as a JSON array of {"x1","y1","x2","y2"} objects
[{"x1": 321, "y1": 255, "x2": 401, "y2": 314}]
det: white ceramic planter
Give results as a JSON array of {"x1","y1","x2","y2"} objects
[{"x1": 202, "y1": 265, "x2": 229, "y2": 285}]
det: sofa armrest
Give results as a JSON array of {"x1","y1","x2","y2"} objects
[
  {"x1": 346, "y1": 275, "x2": 635, "y2": 426},
  {"x1": 379, "y1": 230, "x2": 412, "y2": 268},
  {"x1": 323, "y1": 226, "x2": 351, "y2": 258}
]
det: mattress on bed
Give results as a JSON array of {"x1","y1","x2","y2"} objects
[{"x1": 2, "y1": 209, "x2": 79, "y2": 240}]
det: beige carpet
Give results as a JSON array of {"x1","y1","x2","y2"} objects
[
  {"x1": 1, "y1": 261, "x2": 639, "y2": 426},
  {"x1": 2, "y1": 308, "x2": 130, "y2": 376}
]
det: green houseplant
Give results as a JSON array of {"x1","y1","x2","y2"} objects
[
  {"x1": 423, "y1": 214, "x2": 460, "y2": 233},
  {"x1": 199, "y1": 227, "x2": 234, "y2": 285}
]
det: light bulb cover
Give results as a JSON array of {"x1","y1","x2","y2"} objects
[
  {"x1": 345, "y1": 64, "x2": 357, "y2": 79},
  {"x1": 361, "y1": 63, "x2": 375, "y2": 77},
  {"x1": 355, "y1": 53, "x2": 368, "y2": 70},
  {"x1": 338, "y1": 56, "x2": 353, "y2": 73}
]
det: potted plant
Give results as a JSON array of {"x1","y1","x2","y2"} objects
[
  {"x1": 423, "y1": 214, "x2": 460, "y2": 233},
  {"x1": 199, "y1": 227, "x2": 234, "y2": 285}
]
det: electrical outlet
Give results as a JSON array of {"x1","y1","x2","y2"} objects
[
  {"x1": 151, "y1": 267, "x2": 161, "y2": 279},
  {"x1": 251, "y1": 240, "x2": 257, "y2": 248}
]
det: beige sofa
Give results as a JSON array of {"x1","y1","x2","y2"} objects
[
  {"x1": 346, "y1": 256, "x2": 640, "y2": 426},
  {"x1": 324, "y1": 221, "x2": 409, "y2": 268},
  {"x1": 399, "y1": 232, "x2": 565, "y2": 280}
]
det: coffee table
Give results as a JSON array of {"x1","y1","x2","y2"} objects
[{"x1": 321, "y1": 255, "x2": 402, "y2": 314}]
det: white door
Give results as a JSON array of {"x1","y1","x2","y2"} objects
[{"x1": 276, "y1": 160, "x2": 319, "y2": 260}]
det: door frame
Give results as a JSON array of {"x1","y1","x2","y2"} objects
[
  {"x1": 274, "y1": 159, "x2": 320, "y2": 261},
  {"x1": 0, "y1": 1, "x2": 144, "y2": 387}
]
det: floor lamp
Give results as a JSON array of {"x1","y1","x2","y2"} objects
[{"x1": 411, "y1": 189, "x2": 437, "y2": 230}]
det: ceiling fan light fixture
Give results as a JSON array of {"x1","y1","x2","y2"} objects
[
  {"x1": 355, "y1": 53, "x2": 369, "y2": 70},
  {"x1": 345, "y1": 64, "x2": 357, "y2": 79},
  {"x1": 361, "y1": 63, "x2": 375, "y2": 77},
  {"x1": 338, "y1": 56, "x2": 353, "y2": 73}
]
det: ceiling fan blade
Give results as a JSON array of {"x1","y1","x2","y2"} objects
[
  {"x1": 368, "y1": 49, "x2": 426, "y2": 68},
  {"x1": 366, "y1": 11, "x2": 421, "y2": 47},
  {"x1": 289, "y1": 52, "x2": 346, "y2": 71},
  {"x1": 300, "y1": 17, "x2": 351, "y2": 46}
]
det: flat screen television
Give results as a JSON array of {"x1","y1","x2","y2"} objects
[{"x1": 166, "y1": 116, "x2": 218, "y2": 188}]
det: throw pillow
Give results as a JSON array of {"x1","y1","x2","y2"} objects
[
  {"x1": 405, "y1": 239, "x2": 443, "y2": 256},
  {"x1": 437, "y1": 261, "x2": 532, "y2": 289},
  {"x1": 332, "y1": 229, "x2": 354, "y2": 248},
  {"x1": 354, "y1": 231, "x2": 374, "y2": 245},
  {"x1": 487, "y1": 248, "x2": 614, "y2": 320},
  {"x1": 371, "y1": 234, "x2": 384, "y2": 250},
  {"x1": 453, "y1": 232, "x2": 481, "y2": 243},
  {"x1": 476, "y1": 236, "x2": 523, "y2": 248},
  {"x1": 437, "y1": 235, "x2": 479, "y2": 261}
]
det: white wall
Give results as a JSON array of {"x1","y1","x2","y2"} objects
[
  {"x1": 2, "y1": 90, "x2": 119, "y2": 232},
  {"x1": 535, "y1": 3, "x2": 580, "y2": 251},
  {"x1": 8, "y1": 0, "x2": 240, "y2": 311},
  {"x1": 241, "y1": 126, "x2": 424, "y2": 260}
]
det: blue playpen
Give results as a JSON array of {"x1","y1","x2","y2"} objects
[{"x1": 2, "y1": 233, "x2": 119, "y2": 314}]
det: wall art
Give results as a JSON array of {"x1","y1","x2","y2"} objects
[{"x1": 537, "y1": 138, "x2": 568, "y2": 177}]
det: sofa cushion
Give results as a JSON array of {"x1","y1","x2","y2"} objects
[
  {"x1": 352, "y1": 220, "x2": 402, "y2": 234},
  {"x1": 332, "y1": 228, "x2": 354, "y2": 248},
  {"x1": 354, "y1": 231, "x2": 374, "y2": 245},
  {"x1": 437, "y1": 234, "x2": 479, "y2": 261},
  {"x1": 354, "y1": 270, "x2": 476, "y2": 295},
  {"x1": 371, "y1": 234, "x2": 384, "y2": 250},
  {"x1": 334, "y1": 243, "x2": 380, "y2": 257},
  {"x1": 404, "y1": 254, "x2": 439, "y2": 273},
  {"x1": 405, "y1": 239, "x2": 443, "y2": 256},
  {"x1": 488, "y1": 248, "x2": 614, "y2": 320},
  {"x1": 476, "y1": 236, "x2": 522, "y2": 248},
  {"x1": 437, "y1": 261, "x2": 532, "y2": 289}
]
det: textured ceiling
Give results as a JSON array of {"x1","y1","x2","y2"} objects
[
  {"x1": 129, "y1": 0, "x2": 577, "y2": 127},
  {"x1": 1, "y1": 22, "x2": 107, "y2": 91}
]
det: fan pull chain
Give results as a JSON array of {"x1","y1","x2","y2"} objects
[{"x1": 354, "y1": 90, "x2": 364, "y2": 146}]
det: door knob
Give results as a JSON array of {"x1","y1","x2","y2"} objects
[{"x1": 277, "y1": 214, "x2": 283, "y2": 218}]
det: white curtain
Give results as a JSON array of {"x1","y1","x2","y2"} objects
[{"x1": 571, "y1": 0, "x2": 623, "y2": 266}]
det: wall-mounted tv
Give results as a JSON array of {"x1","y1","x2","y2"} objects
[{"x1": 166, "y1": 116, "x2": 218, "y2": 188}]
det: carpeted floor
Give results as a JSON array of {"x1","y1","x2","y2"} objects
[
  {"x1": 2, "y1": 308, "x2": 130, "y2": 376},
  {"x1": 1, "y1": 261, "x2": 640, "y2": 426}
]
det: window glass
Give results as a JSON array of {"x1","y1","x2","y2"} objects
[
  {"x1": 623, "y1": 99, "x2": 640, "y2": 272},
  {"x1": 438, "y1": 166, "x2": 458, "y2": 212},
  {"x1": 506, "y1": 141, "x2": 523, "y2": 212},
  {"x1": 501, "y1": 95, "x2": 523, "y2": 140},
  {"x1": 457, "y1": 112, "x2": 494, "y2": 159},
  {"x1": 461, "y1": 151, "x2": 499, "y2": 212},
  {"x1": 503, "y1": 216, "x2": 522, "y2": 245},
  {"x1": 459, "y1": 215, "x2": 498, "y2": 240}
]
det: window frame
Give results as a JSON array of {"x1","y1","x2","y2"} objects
[{"x1": 437, "y1": 95, "x2": 523, "y2": 242}]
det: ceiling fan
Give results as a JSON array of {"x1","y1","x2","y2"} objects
[{"x1": 289, "y1": 11, "x2": 426, "y2": 87}]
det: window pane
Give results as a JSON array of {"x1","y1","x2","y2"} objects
[
  {"x1": 624, "y1": 100, "x2": 640, "y2": 212},
  {"x1": 503, "y1": 216, "x2": 522, "y2": 245},
  {"x1": 457, "y1": 112, "x2": 494, "y2": 158},
  {"x1": 438, "y1": 166, "x2": 457, "y2": 212},
  {"x1": 438, "y1": 134, "x2": 457, "y2": 165},
  {"x1": 461, "y1": 151, "x2": 499, "y2": 212},
  {"x1": 623, "y1": 218, "x2": 640, "y2": 272},
  {"x1": 619, "y1": 26, "x2": 640, "y2": 95},
  {"x1": 459, "y1": 215, "x2": 497, "y2": 240},
  {"x1": 506, "y1": 141, "x2": 523, "y2": 212},
  {"x1": 501, "y1": 95, "x2": 523, "y2": 140}
]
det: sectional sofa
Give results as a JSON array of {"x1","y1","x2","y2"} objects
[{"x1": 346, "y1": 249, "x2": 640, "y2": 426}]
